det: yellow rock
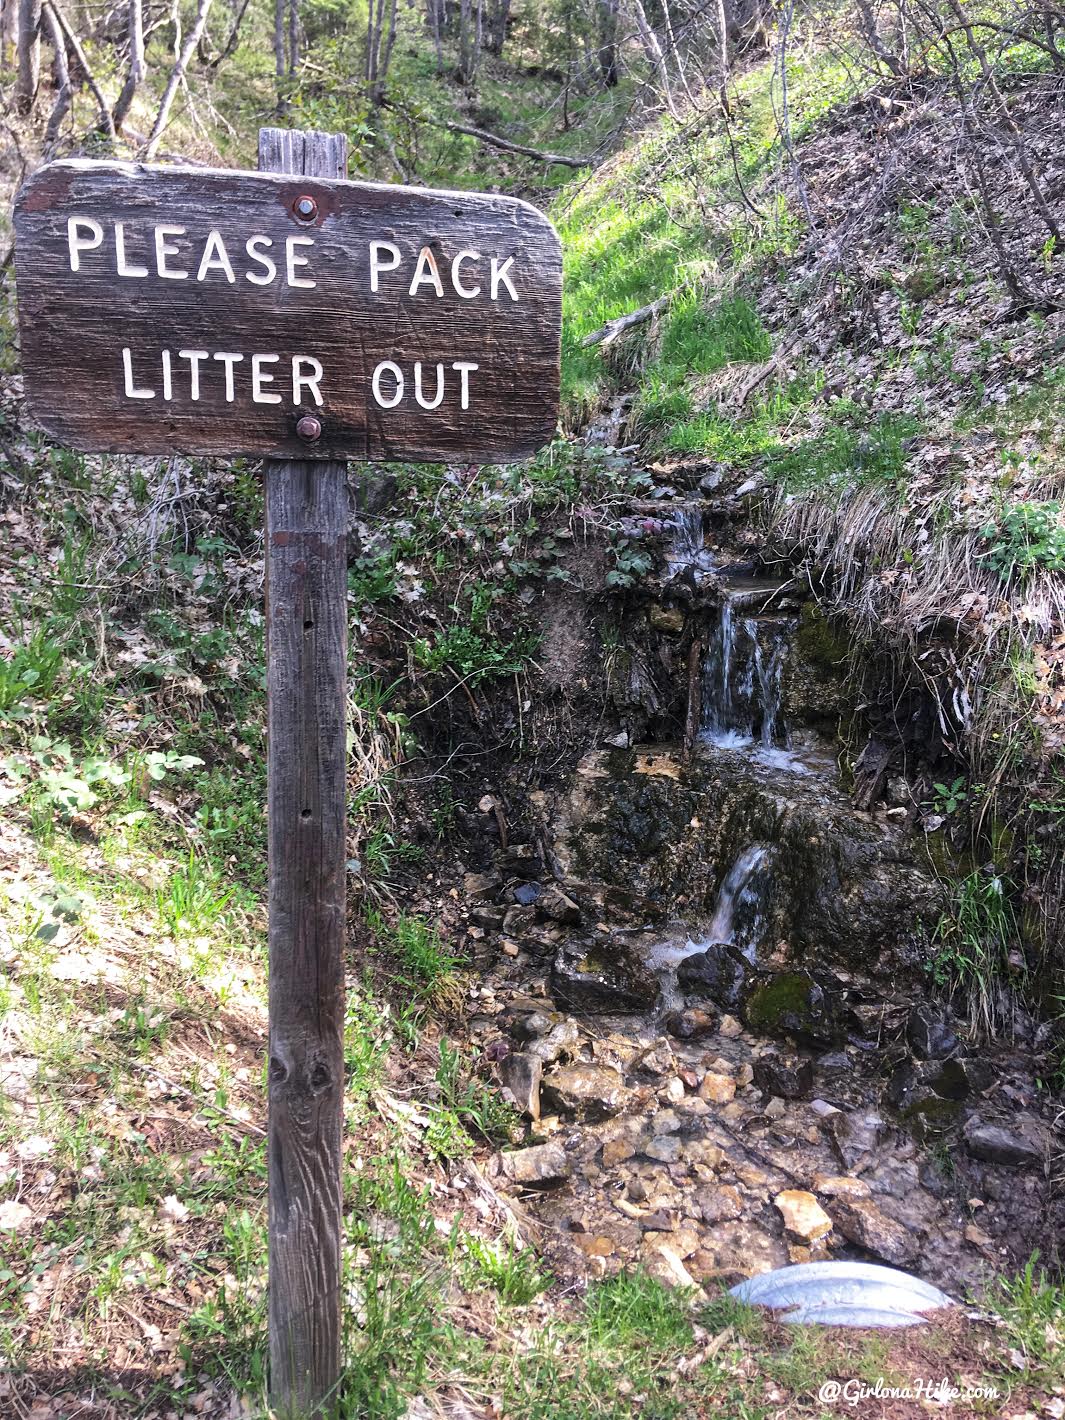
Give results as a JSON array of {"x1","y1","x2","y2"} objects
[{"x1": 774, "y1": 1188, "x2": 833, "y2": 1243}]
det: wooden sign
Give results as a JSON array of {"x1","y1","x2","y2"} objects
[{"x1": 14, "y1": 159, "x2": 562, "y2": 462}]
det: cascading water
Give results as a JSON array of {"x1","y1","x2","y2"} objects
[
  {"x1": 649, "y1": 841, "x2": 778, "y2": 1007},
  {"x1": 701, "y1": 601, "x2": 787, "y2": 748},
  {"x1": 702, "y1": 842, "x2": 776, "y2": 962},
  {"x1": 666, "y1": 504, "x2": 717, "y2": 582}
]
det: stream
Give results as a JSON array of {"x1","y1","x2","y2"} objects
[{"x1": 473, "y1": 463, "x2": 1059, "y2": 1300}]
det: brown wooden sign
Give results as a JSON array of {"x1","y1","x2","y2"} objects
[{"x1": 14, "y1": 159, "x2": 562, "y2": 462}]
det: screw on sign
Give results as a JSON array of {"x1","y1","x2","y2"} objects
[{"x1": 12, "y1": 126, "x2": 562, "y2": 1418}]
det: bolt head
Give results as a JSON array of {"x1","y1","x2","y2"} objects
[
  {"x1": 296, "y1": 415, "x2": 322, "y2": 442},
  {"x1": 293, "y1": 194, "x2": 318, "y2": 221}
]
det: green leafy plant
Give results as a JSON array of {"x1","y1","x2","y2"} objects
[
  {"x1": 930, "y1": 777, "x2": 967, "y2": 815},
  {"x1": 0, "y1": 632, "x2": 64, "y2": 715},
  {"x1": 981, "y1": 500, "x2": 1065, "y2": 581},
  {"x1": 413, "y1": 626, "x2": 534, "y2": 684},
  {"x1": 606, "y1": 537, "x2": 654, "y2": 588}
]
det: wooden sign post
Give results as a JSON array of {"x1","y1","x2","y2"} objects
[{"x1": 13, "y1": 128, "x2": 562, "y2": 1418}]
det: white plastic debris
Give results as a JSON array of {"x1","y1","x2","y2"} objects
[{"x1": 730, "y1": 1260, "x2": 953, "y2": 1328}]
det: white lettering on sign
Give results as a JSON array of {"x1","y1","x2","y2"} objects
[
  {"x1": 371, "y1": 360, "x2": 479, "y2": 411},
  {"x1": 119, "y1": 348, "x2": 326, "y2": 405},
  {"x1": 67, "y1": 217, "x2": 103, "y2": 270},
  {"x1": 156, "y1": 225, "x2": 187, "y2": 280},
  {"x1": 245, "y1": 235, "x2": 277, "y2": 285},
  {"x1": 369, "y1": 241, "x2": 401, "y2": 292},
  {"x1": 214, "y1": 351, "x2": 244, "y2": 401},
  {"x1": 198, "y1": 230, "x2": 236, "y2": 283},
  {"x1": 408, "y1": 247, "x2": 444, "y2": 298},
  {"x1": 115, "y1": 221, "x2": 148, "y2": 278},
  {"x1": 452, "y1": 251, "x2": 481, "y2": 298},
  {"x1": 491, "y1": 257, "x2": 518, "y2": 301},
  {"x1": 65, "y1": 219, "x2": 524, "y2": 305}
]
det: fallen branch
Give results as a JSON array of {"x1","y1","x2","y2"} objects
[
  {"x1": 438, "y1": 118, "x2": 593, "y2": 168},
  {"x1": 581, "y1": 294, "x2": 669, "y2": 348}
]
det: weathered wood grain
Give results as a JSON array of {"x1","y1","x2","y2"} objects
[
  {"x1": 263, "y1": 128, "x2": 348, "y2": 1419},
  {"x1": 14, "y1": 155, "x2": 561, "y2": 461}
]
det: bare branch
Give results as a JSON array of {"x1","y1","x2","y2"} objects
[
  {"x1": 438, "y1": 118, "x2": 594, "y2": 167},
  {"x1": 582, "y1": 294, "x2": 670, "y2": 347}
]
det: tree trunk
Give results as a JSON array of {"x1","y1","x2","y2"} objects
[
  {"x1": 484, "y1": 0, "x2": 509, "y2": 55},
  {"x1": 41, "y1": 1, "x2": 71, "y2": 153},
  {"x1": 1, "y1": 0, "x2": 18, "y2": 68},
  {"x1": 144, "y1": 0, "x2": 214, "y2": 157},
  {"x1": 112, "y1": 0, "x2": 145, "y2": 129},
  {"x1": 630, "y1": 0, "x2": 676, "y2": 116},
  {"x1": 274, "y1": 0, "x2": 285, "y2": 78},
  {"x1": 597, "y1": 0, "x2": 618, "y2": 86},
  {"x1": 426, "y1": 0, "x2": 443, "y2": 71},
  {"x1": 47, "y1": 0, "x2": 114, "y2": 140},
  {"x1": 15, "y1": 0, "x2": 41, "y2": 114},
  {"x1": 458, "y1": 0, "x2": 476, "y2": 84},
  {"x1": 287, "y1": 0, "x2": 298, "y2": 74}
]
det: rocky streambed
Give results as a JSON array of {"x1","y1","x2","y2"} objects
[{"x1": 457, "y1": 462, "x2": 1061, "y2": 1301}]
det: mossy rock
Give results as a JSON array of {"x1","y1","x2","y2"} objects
[
  {"x1": 742, "y1": 971, "x2": 842, "y2": 1046},
  {"x1": 795, "y1": 603, "x2": 850, "y2": 669}
]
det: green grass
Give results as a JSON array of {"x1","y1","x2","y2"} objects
[{"x1": 929, "y1": 868, "x2": 1022, "y2": 1038}]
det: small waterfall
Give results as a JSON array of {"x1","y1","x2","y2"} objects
[
  {"x1": 701, "y1": 604, "x2": 786, "y2": 747},
  {"x1": 703, "y1": 842, "x2": 775, "y2": 962},
  {"x1": 648, "y1": 841, "x2": 777, "y2": 1008},
  {"x1": 666, "y1": 505, "x2": 716, "y2": 581}
]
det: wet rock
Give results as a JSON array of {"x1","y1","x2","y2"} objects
[
  {"x1": 699, "y1": 1072, "x2": 736, "y2": 1104},
  {"x1": 502, "y1": 905, "x2": 538, "y2": 935},
  {"x1": 775, "y1": 1190, "x2": 833, "y2": 1243},
  {"x1": 502, "y1": 1143, "x2": 571, "y2": 1186},
  {"x1": 463, "y1": 870, "x2": 501, "y2": 900},
  {"x1": 753, "y1": 1050, "x2": 814, "y2": 1100},
  {"x1": 649, "y1": 605, "x2": 685, "y2": 634},
  {"x1": 643, "y1": 1135, "x2": 682, "y2": 1164},
  {"x1": 538, "y1": 886, "x2": 582, "y2": 924},
  {"x1": 907, "y1": 1004, "x2": 957, "y2": 1060},
  {"x1": 470, "y1": 905, "x2": 505, "y2": 929},
  {"x1": 513, "y1": 882, "x2": 542, "y2": 906},
  {"x1": 677, "y1": 943, "x2": 752, "y2": 1012},
  {"x1": 542, "y1": 1063, "x2": 630, "y2": 1120},
  {"x1": 527, "y1": 1018, "x2": 580, "y2": 1065},
  {"x1": 743, "y1": 972, "x2": 840, "y2": 1047},
  {"x1": 696, "y1": 1221, "x2": 789, "y2": 1278},
  {"x1": 651, "y1": 1109, "x2": 682, "y2": 1135},
  {"x1": 963, "y1": 1116, "x2": 1047, "y2": 1167},
  {"x1": 695, "y1": 1184, "x2": 744, "y2": 1225},
  {"x1": 825, "y1": 1110, "x2": 888, "y2": 1171},
  {"x1": 498, "y1": 1052, "x2": 542, "y2": 1121},
  {"x1": 661, "y1": 1076, "x2": 687, "y2": 1104},
  {"x1": 831, "y1": 1198, "x2": 918, "y2": 1267},
  {"x1": 500, "y1": 844, "x2": 542, "y2": 878},
  {"x1": 664, "y1": 1006, "x2": 719, "y2": 1040},
  {"x1": 552, "y1": 938, "x2": 660, "y2": 1013},
  {"x1": 512, "y1": 1010, "x2": 554, "y2": 1042},
  {"x1": 810, "y1": 1050, "x2": 864, "y2": 1108}
]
